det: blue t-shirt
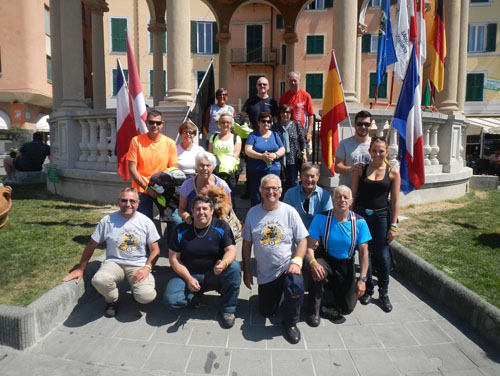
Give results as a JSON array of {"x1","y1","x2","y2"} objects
[
  {"x1": 242, "y1": 96, "x2": 278, "y2": 129},
  {"x1": 246, "y1": 130, "x2": 283, "y2": 173},
  {"x1": 308, "y1": 211, "x2": 371, "y2": 259}
]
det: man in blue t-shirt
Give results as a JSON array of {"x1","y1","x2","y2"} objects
[
  {"x1": 304, "y1": 185, "x2": 371, "y2": 327},
  {"x1": 164, "y1": 195, "x2": 241, "y2": 328},
  {"x1": 241, "y1": 77, "x2": 278, "y2": 129}
]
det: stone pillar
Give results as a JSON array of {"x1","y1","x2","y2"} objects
[
  {"x1": 436, "y1": 0, "x2": 460, "y2": 113},
  {"x1": 457, "y1": 0, "x2": 469, "y2": 113},
  {"x1": 59, "y1": 0, "x2": 86, "y2": 108},
  {"x1": 332, "y1": 0, "x2": 358, "y2": 103},
  {"x1": 148, "y1": 20, "x2": 167, "y2": 106},
  {"x1": 85, "y1": 0, "x2": 109, "y2": 110},
  {"x1": 165, "y1": 0, "x2": 192, "y2": 104},
  {"x1": 355, "y1": 25, "x2": 366, "y2": 106},
  {"x1": 283, "y1": 32, "x2": 298, "y2": 75},
  {"x1": 49, "y1": 0, "x2": 63, "y2": 110},
  {"x1": 217, "y1": 32, "x2": 231, "y2": 89}
]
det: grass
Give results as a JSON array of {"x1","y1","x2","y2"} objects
[
  {"x1": 398, "y1": 190, "x2": 500, "y2": 309},
  {"x1": 0, "y1": 184, "x2": 112, "y2": 306}
]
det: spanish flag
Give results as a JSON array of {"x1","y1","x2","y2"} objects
[
  {"x1": 321, "y1": 50, "x2": 347, "y2": 175},
  {"x1": 429, "y1": 0, "x2": 446, "y2": 92}
]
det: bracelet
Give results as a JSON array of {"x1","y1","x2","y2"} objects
[
  {"x1": 182, "y1": 213, "x2": 190, "y2": 220},
  {"x1": 144, "y1": 185, "x2": 148, "y2": 192},
  {"x1": 306, "y1": 133, "x2": 312, "y2": 137},
  {"x1": 309, "y1": 259, "x2": 317, "y2": 265},
  {"x1": 144, "y1": 264, "x2": 152, "y2": 271},
  {"x1": 222, "y1": 259, "x2": 229, "y2": 269},
  {"x1": 390, "y1": 225, "x2": 398, "y2": 231},
  {"x1": 301, "y1": 151, "x2": 306, "y2": 155},
  {"x1": 291, "y1": 256, "x2": 303, "y2": 269},
  {"x1": 274, "y1": 152, "x2": 278, "y2": 160}
]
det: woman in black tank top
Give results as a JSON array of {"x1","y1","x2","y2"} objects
[{"x1": 351, "y1": 137, "x2": 401, "y2": 313}]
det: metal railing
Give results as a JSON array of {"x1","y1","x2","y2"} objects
[{"x1": 230, "y1": 48, "x2": 278, "y2": 65}]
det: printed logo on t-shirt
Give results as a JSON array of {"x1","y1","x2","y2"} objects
[
  {"x1": 259, "y1": 223, "x2": 285, "y2": 248},
  {"x1": 117, "y1": 233, "x2": 139, "y2": 255}
]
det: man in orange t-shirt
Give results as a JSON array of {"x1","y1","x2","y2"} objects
[
  {"x1": 279, "y1": 71, "x2": 315, "y2": 144},
  {"x1": 127, "y1": 109, "x2": 178, "y2": 219}
]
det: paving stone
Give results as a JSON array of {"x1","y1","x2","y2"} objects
[
  {"x1": 406, "y1": 320, "x2": 454, "y2": 345},
  {"x1": 143, "y1": 343, "x2": 193, "y2": 373},
  {"x1": 227, "y1": 325, "x2": 268, "y2": 349},
  {"x1": 383, "y1": 301, "x2": 426, "y2": 323},
  {"x1": 301, "y1": 325, "x2": 344, "y2": 350},
  {"x1": 372, "y1": 322, "x2": 420, "y2": 348},
  {"x1": 113, "y1": 316, "x2": 157, "y2": 341},
  {"x1": 78, "y1": 316, "x2": 122, "y2": 338},
  {"x1": 30, "y1": 329, "x2": 78, "y2": 358},
  {"x1": 229, "y1": 349, "x2": 272, "y2": 376},
  {"x1": 149, "y1": 318, "x2": 194, "y2": 344},
  {"x1": 271, "y1": 350, "x2": 315, "y2": 376},
  {"x1": 422, "y1": 343, "x2": 479, "y2": 372},
  {"x1": 185, "y1": 347, "x2": 231, "y2": 375},
  {"x1": 64, "y1": 334, "x2": 117, "y2": 364},
  {"x1": 310, "y1": 349, "x2": 358, "y2": 375},
  {"x1": 188, "y1": 323, "x2": 230, "y2": 347},
  {"x1": 353, "y1": 302, "x2": 393, "y2": 325},
  {"x1": 103, "y1": 339, "x2": 155, "y2": 369},
  {"x1": 338, "y1": 325, "x2": 382, "y2": 349},
  {"x1": 349, "y1": 348, "x2": 400, "y2": 376},
  {"x1": 441, "y1": 370, "x2": 485, "y2": 376},
  {"x1": 386, "y1": 346, "x2": 439, "y2": 374}
]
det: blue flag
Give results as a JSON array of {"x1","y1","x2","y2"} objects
[{"x1": 376, "y1": 0, "x2": 397, "y2": 86}]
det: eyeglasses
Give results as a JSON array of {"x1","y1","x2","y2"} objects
[
  {"x1": 260, "y1": 120, "x2": 272, "y2": 124},
  {"x1": 182, "y1": 130, "x2": 195, "y2": 135},
  {"x1": 148, "y1": 120, "x2": 162, "y2": 126},
  {"x1": 258, "y1": 83, "x2": 268, "y2": 86},
  {"x1": 120, "y1": 199, "x2": 137, "y2": 204},
  {"x1": 262, "y1": 186, "x2": 280, "y2": 192},
  {"x1": 356, "y1": 122, "x2": 371, "y2": 128}
]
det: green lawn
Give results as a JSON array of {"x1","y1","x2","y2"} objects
[
  {"x1": 398, "y1": 190, "x2": 500, "y2": 309},
  {"x1": 0, "y1": 184, "x2": 111, "y2": 306}
]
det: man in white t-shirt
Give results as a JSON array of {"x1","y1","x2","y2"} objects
[
  {"x1": 242, "y1": 174, "x2": 308, "y2": 345},
  {"x1": 63, "y1": 188, "x2": 160, "y2": 318}
]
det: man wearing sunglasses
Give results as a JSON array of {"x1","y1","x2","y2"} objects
[
  {"x1": 63, "y1": 188, "x2": 160, "y2": 318},
  {"x1": 241, "y1": 77, "x2": 278, "y2": 129},
  {"x1": 127, "y1": 109, "x2": 178, "y2": 219},
  {"x1": 334, "y1": 110, "x2": 372, "y2": 187}
]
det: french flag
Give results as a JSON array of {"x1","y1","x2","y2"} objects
[{"x1": 392, "y1": 43, "x2": 425, "y2": 194}]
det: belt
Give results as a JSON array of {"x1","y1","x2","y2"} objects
[{"x1": 356, "y1": 206, "x2": 388, "y2": 216}]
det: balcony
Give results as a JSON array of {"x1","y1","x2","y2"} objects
[{"x1": 230, "y1": 48, "x2": 278, "y2": 66}]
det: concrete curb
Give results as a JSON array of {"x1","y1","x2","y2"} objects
[
  {"x1": 0, "y1": 259, "x2": 101, "y2": 350},
  {"x1": 390, "y1": 240, "x2": 500, "y2": 351}
]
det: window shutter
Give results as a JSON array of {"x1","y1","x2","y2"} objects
[
  {"x1": 276, "y1": 14, "x2": 284, "y2": 29},
  {"x1": 362, "y1": 34, "x2": 371, "y2": 52},
  {"x1": 163, "y1": 32, "x2": 167, "y2": 54},
  {"x1": 325, "y1": 0, "x2": 333, "y2": 8},
  {"x1": 486, "y1": 23, "x2": 497, "y2": 52},
  {"x1": 467, "y1": 24, "x2": 470, "y2": 52},
  {"x1": 191, "y1": 21, "x2": 197, "y2": 53},
  {"x1": 149, "y1": 70, "x2": 153, "y2": 97},
  {"x1": 213, "y1": 22, "x2": 219, "y2": 54}
]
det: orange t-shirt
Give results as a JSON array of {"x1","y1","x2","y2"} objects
[
  {"x1": 126, "y1": 133, "x2": 178, "y2": 193},
  {"x1": 279, "y1": 89, "x2": 314, "y2": 129}
]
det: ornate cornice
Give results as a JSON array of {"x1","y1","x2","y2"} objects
[
  {"x1": 148, "y1": 21, "x2": 167, "y2": 33},
  {"x1": 83, "y1": 0, "x2": 109, "y2": 13}
]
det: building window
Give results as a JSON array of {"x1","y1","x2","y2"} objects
[
  {"x1": 362, "y1": 34, "x2": 378, "y2": 53},
  {"x1": 468, "y1": 23, "x2": 497, "y2": 53},
  {"x1": 306, "y1": 0, "x2": 333, "y2": 10},
  {"x1": 46, "y1": 56, "x2": 52, "y2": 83},
  {"x1": 306, "y1": 73, "x2": 323, "y2": 99},
  {"x1": 279, "y1": 81, "x2": 286, "y2": 97},
  {"x1": 369, "y1": 72, "x2": 387, "y2": 98},
  {"x1": 149, "y1": 69, "x2": 166, "y2": 97},
  {"x1": 470, "y1": 0, "x2": 490, "y2": 3},
  {"x1": 112, "y1": 68, "x2": 128, "y2": 96},
  {"x1": 281, "y1": 44, "x2": 286, "y2": 65},
  {"x1": 195, "y1": 70, "x2": 206, "y2": 91},
  {"x1": 306, "y1": 35, "x2": 324, "y2": 55},
  {"x1": 191, "y1": 21, "x2": 218, "y2": 55},
  {"x1": 149, "y1": 29, "x2": 166, "y2": 54},
  {"x1": 466, "y1": 73, "x2": 485, "y2": 102},
  {"x1": 44, "y1": 6, "x2": 50, "y2": 36},
  {"x1": 370, "y1": 0, "x2": 381, "y2": 6},
  {"x1": 111, "y1": 18, "x2": 127, "y2": 52},
  {"x1": 276, "y1": 14, "x2": 284, "y2": 29}
]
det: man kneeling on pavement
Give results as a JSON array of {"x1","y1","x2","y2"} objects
[
  {"x1": 304, "y1": 185, "x2": 371, "y2": 327},
  {"x1": 63, "y1": 188, "x2": 160, "y2": 317},
  {"x1": 164, "y1": 195, "x2": 241, "y2": 328}
]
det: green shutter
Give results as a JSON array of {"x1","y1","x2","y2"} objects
[
  {"x1": 163, "y1": 32, "x2": 167, "y2": 54},
  {"x1": 325, "y1": 0, "x2": 333, "y2": 8},
  {"x1": 111, "y1": 18, "x2": 127, "y2": 52},
  {"x1": 191, "y1": 21, "x2": 197, "y2": 53},
  {"x1": 486, "y1": 23, "x2": 497, "y2": 52},
  {"x1": 213, "y1": 22, "x2": 219, "y2": 54},
  {"x1": 306, "y1": 74, "x2": 323, "y2": 99},
  {"x1": 466, "y1": 73, "x2": 484, "y2": 101},
  {"x1": 149, "y1": 70, "x2": 153, "y2": 97},
  {"x1": 307, "y1": 36, "x2": 323, "y2": 54},
  {"x1": 369, "y1": 73, "x2": 387, "y2": 98},
  {"x1": 379, "y1": 73, "x2": 387, "y2": 98},
  {"x1": 113, "y1": 69, "x2": 128, "y2": 96},
  {"x1": 362, "y1": 34, "x2": 372, "y2": 52},
  {"x1": 276, "y1": 14, "x2": 283, "y2": 29}
]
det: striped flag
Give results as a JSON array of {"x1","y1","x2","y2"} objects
[
  {"x1": 429, "y1": 0, "x2": 446, "y2": 92},
  {"x1": 376, "y1": 0, "x2": 398, "y2": 86},
  {"x1": 392, "y1": 44, "x2": 425, "y2": 194},
  {"x1": 126, "y1": 36, "x2": 148, "y2": 134},
  {"x1": 393, "y1": 0, "x2": 411, "y2": 83},
  {"x1": 416, "y1": 0, "x2": 426, "y2": 64},
  {"x1": 321, "y1": 50, "x2": 347, "y2": 175}
]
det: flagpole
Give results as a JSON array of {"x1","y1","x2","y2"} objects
[
  {"x1": 389, "y1": 71, "x2": 395, "y2": 106},
  {"x1": 332, "y1": 49, "x2": 354, "y2": 136},
  {"x1": 183, "y1": 58, "x2": 215, "y2": 123}
]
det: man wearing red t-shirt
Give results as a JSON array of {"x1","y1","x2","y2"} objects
[{"x1": 279, "y1": 72, "x2": 315, "y2": 143}]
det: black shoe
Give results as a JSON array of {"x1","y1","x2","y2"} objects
[
  {"x1": 221, "y1": 312, "x2": 235, "y2": 329},
  {"x1": 188, "y1": 292, "x2": 202, "y2": 309},
  {"x1": 379, "y1": 294, "x2": 393, "y2": 313},
  {"x1": 359, "y1": 292, "x2": 372, "y2": 305},
  {"x1": 320, "y1": 306, "x2": 345, "y2": 323},
  {"x1": 105, "y1": 300, "x2": 119, "y2": 317},
  {"x1": 284, "y1": 325, "x2": 301, "y2": 344},
  {"x1": 306, "y1": 313, "x2": 320, "y2": 327}
]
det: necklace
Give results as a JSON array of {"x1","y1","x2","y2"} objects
[{"x1": 194, "y1": 225, "x2": 210, "y2": 238}]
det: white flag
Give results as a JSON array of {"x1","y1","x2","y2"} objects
[{"x1": 393, "y1": 0, "x2": 411, "y2": 83}]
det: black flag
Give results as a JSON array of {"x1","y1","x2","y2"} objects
[{"x1": 188, "y1": 60, "x2": 215, "y2": 136}]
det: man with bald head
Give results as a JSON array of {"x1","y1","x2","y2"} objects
[{"x1": 241, "y1": 76, "x2": 278, "y2": 129}]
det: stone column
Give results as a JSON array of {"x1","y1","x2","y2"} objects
[
  {"x1": 217, "y1": 32, "x2": 231, "y2": 89},
  {"x1": 457, "y1": 0, "x2": 469, "y2": 113},
  {"x1": 436, "y1": 0, "x2": 460, "y2": 113},
  {"x1": 355, "y1": 25, "x2": 366, "y2": 106},
  {"x1": 165, "y1": 0, "x2": 192, "y2": 104},
  {"x1": 59, "y1": 0, "x2": 86, "y2": 108},
  {"x1": 49, "y1": 0, "x2": 62, "y2": 110},
  {"x1": 148, "y1": 20, "x2": 167, "y2": 106},
  {"x1": 332, "y1": 0, "x2": 358, "y2": 103},
  {"x1": 283, "y1": 32, "x2": 298, "y2": 75},
  {"x1": 85, "y1": 0, "x2": 109, "y2": 110}
]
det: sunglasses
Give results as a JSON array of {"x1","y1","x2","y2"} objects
[
  {"x1": 356, "y1": 122, "x2": 371, "y2": 128},
  {"x1": 120, "y1": 199, "x2": 137, "y2": 204},
  {"x1": 148, "y1": 120, "x2": 162, "y2": 126},
  {"x1": 281, "y1": 111, "x2": 292, "y2": 114},
  {"x1": 258, "y1": 83, "x2": 268, "y2": 86},
  {"x1": 182, "y1": 130, "x2": 195, "y2": 135},
  {"x1": 260, "y1": 120, "x2": 272, "y2": 124}
]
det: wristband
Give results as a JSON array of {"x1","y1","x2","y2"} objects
[
  {"x1": 301, "y1": 151, "x2": 306, "y2": 155},
  {"x1": 309, "y1": 259, "x2": 317, "y2": 265},
  {"x1": 391, "y1": 223, "x2": 399, "y2": 228},
  {"x1": 182, "y1": 213, "x2": 190, "y2": 220},
  {"x1": 306, "y1": 133, "x2": 312, "y2": 137},
  {"x1": 274, "y1": 152, "x2": 278, "y2": 160},
  {"x1": 291, "y1": 256, "x2": 303, "y2": 269},
  {"x1": 222, "y1": 259, "x2": 229, "y2": 269},
  {"x1": 144, "y1": 185, "x2": 148, "y2": 192},
  {"x1": 390, "y1": 225, "x2": 398, "y2": 232},
  {"x1": 144, "y1": 264, "x2": 152, "y2": 271}
]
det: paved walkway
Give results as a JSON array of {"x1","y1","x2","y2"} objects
[{"x1": 1, "y1": 192, "x2": 499, "y2": 375}]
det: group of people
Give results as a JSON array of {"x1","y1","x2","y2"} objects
[{"x1": 63, "y1": 86, "x2": 401, "y2": 345}]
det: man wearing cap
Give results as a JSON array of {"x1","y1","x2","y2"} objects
[{"x1": 242, "y1": 174, "x2": 308, "y2": 344}]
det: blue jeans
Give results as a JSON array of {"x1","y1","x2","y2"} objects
[
  {"x1": 137, "y1": 193, "x2": 154, "y2": 219},
  {"x1": 166, "y1": 209, "x2": 182, "y2": 244},
  {"x1": 163, "y1": 262, "x2": 241, "y2": 313},
  {"x1": 247, "y1": 169, "x2": 280, "y2": 207},
  {"x1": 285, "y1": 163, "x2": 298, "y2": 190},
  {"x1": 358, "y1": 209, "x2": 391, "y2": 296}
]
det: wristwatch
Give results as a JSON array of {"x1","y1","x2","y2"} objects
[{"x1": 358, "y1": 276, "x2": 368, "y2": 282}]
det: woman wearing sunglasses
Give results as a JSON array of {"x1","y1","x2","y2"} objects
[
  {"x1": 245, "y1": 112, "x2": 285, "y2": 206},
  {"x1": 204, "y1": 88, "x2": 235, "y2": 143},
  {"x1": 351, "y1": 137, "x2": 401, "y2": 314},
  {"x1": 176, "y1": 121, "x2": 205, "y2": 180}
]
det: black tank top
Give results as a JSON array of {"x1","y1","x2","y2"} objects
[{"x1": 356, "y1": 165, "x2": 391, "y2": 210}]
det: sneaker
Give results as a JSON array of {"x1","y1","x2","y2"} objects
[
  {"x1": 379, "y1": 294, "x2": 393, "y2": 313},
  {"x1": 221, "y1": 312, "x2": 235, "y2": 328},
  {"x1": 105, "y1": 300, "x2": 119, "y2": 317},
  {"x1": 359, "y1": 292, "x2": 372, "y2": 305},
  {"x1": 320, "y1": 306, "x2": 345, "y2": 323}
]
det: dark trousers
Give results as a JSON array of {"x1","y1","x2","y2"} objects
[
  {"x1": 258, "y1": 273, "x2": 303, "y2": 327},
  {"x1": 307, "y1": 256, "x2": 357, "y2": 315}
]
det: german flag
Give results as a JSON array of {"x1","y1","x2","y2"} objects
[
  {"x1": 321, "y1": 50, "x2": 347, "y2": 175},
  {"x1": 429, "y1": 0, "x2": 446, "y2": 92}
]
